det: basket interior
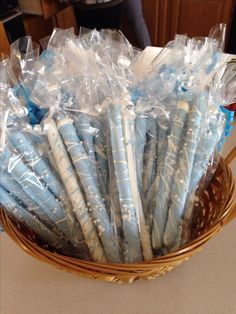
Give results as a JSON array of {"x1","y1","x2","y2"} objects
[{"x1": 189, "y1": 157, "x2": 231, "y2": 241}]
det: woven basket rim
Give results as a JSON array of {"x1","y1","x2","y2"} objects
[
  {"x1": 0, "y1": 157, "x2": 235, "y2": 283},
  {"x1": 1, "y1": 157, "x2": 235, "y2": 265}
]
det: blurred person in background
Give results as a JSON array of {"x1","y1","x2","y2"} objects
[
  {"x1": 124, "y1": 0, "x2": 151, "y2": 49},
  {"x1": 72, "y1": 0, "x2": 151, "y2": 49},
  {"x1": 73, "y1": 1, "x2": 124, "y2": 30}
]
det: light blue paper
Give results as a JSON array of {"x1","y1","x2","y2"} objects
[
  {"x1": 150, "y1": 101, "x2": 189, "y2": 250},
  {"x1": 108, "y1": 103, "x2": 143, "y2": 262},
  {"x1": 0, "y1": 185, "x2": 76, "y2": 255},
  {"x1": 56, "y1": 113, "x2": 122, "y2": 263},
  {"x1": 163, "y1": 98, "x2": 204, "y2": 250}
]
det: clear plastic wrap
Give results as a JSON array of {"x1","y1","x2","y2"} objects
[
  {"x1": 131, "y1": 25, "x2": 228, "y2": 252},
  {"x1": 0, "y1": 26, "x2": 232, "y2": 260}
]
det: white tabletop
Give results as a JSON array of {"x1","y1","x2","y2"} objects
[{"x1": 1, "y1": 216, "x2": 236, "y2": 314}]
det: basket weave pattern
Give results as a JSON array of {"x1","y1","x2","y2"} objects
[{"x1": 0, "y1": 157, "x2": 235, "y2": 283}]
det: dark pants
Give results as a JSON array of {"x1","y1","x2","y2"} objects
[
  {"x1": 124, "y1": 0, "x2": 151, "y2": 49},
  {"x1": 73, "y1": 0, "x2": 151, "y2": 49},
  {"x1": 74, "y1": 1, "x2": 124, "y2": 30}
]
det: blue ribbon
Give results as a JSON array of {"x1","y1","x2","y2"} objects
[
  {"x1": 217, "y1": 106, "x2": 235, "y2": 151},
  {"x1": 13, "y1": 85, "x2": 48, "y2": 125}
]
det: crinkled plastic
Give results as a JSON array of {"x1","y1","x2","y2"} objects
[{"x1": 0, "y1": 25, "x2": 233, "y2": 260}]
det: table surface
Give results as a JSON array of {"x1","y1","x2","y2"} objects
[{"x1": 0, "y1": 52, "x2": 236, "y2": 314}]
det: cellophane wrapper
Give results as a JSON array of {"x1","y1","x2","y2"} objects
[{"x1": 0, "y1": 25, "x2": 234, "y2": 263}]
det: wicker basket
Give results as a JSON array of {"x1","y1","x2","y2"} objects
[{"x1": 1, "y1": 155, "x2": 235, "y2": 283}]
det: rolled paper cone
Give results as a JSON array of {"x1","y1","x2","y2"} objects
[
  {"x1": 146, "y1": 111, "x2": 170, "y2": 216},
  {"x1": 181, "y1": 120, "x2": 220, "y2": 238},
  {"x1": 122, "y1": 112, "x2": 153, "y2": 261},
  {"x1": 155, "y1": 112, "x2": 170, "y2": 177},
  {"x1": 0, "y1": 169, "x2": 64, "y2": 235},
  {"x1": 188, "y1": 122, "x2": 220, "y2": 193},
  {"x1": 0, "y1": 185, "x2": 76, "y2": 255},
  {"x1": 8, "y1": 129, "x2": 71, "y2": 209},
  {"x1": 106, "y1": 135, "x2": 123, "y2": 232},
  {"x1": 163, "y1": 98, "x2": 204, "y2": 250},
  {"x1": 95, "y1": 134, "x2": 126, "y2": 262},
  {"x1": 89, "y1": 115, "x2": 110, "y2": 213},
  {"x1": 74, "y1": 113, "x2": 99, "y2": 188},
  {"x1": 92, "y1": 116, "x2": 123, "y2": 244},
  {"x1": 56, "y1": 114, "x2": 122, "y2": 263},
  {"x1": 142, "y1": 118, "x2": 158, "y2": 197},
  {"x1": 135, "y1": 115, "x2": 149, "y2": 195},
  {"x1": 108, "y1": 103, "x2": 143, "y2": 263},
  {"x1": 95, "y1": 113, "x2": 124, "y2": 234},
  {"x1": 46, "y1": 118, "x2": 106, "y2": 263},
  {"x1": 74, "y1": 113, "x2": 95, "y2": 159},
  {"x1": 98, "y1": 112, "x2": 124, "y2": 251},
  {"x1": 25, "y1": 129, "x2": 60, "y2": 174},
  {"x1": 0, "y1": 146, "x2": 63, "y2": 213},
  {"x1": 151, "y1": 101, "x2": 189, "y2": 250},
  {"x1": 94, "y1": 142, "x2": 110, "y2": 211},
  {"x1": 0, "y1": 169, "x2": 75, "y2": 245},
  {"x1": 91, "y1": 116, "x2": 109, "y2": 189},
  {"x1": 0, "y1": 145, "x2": 88, "y2": 256}
]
